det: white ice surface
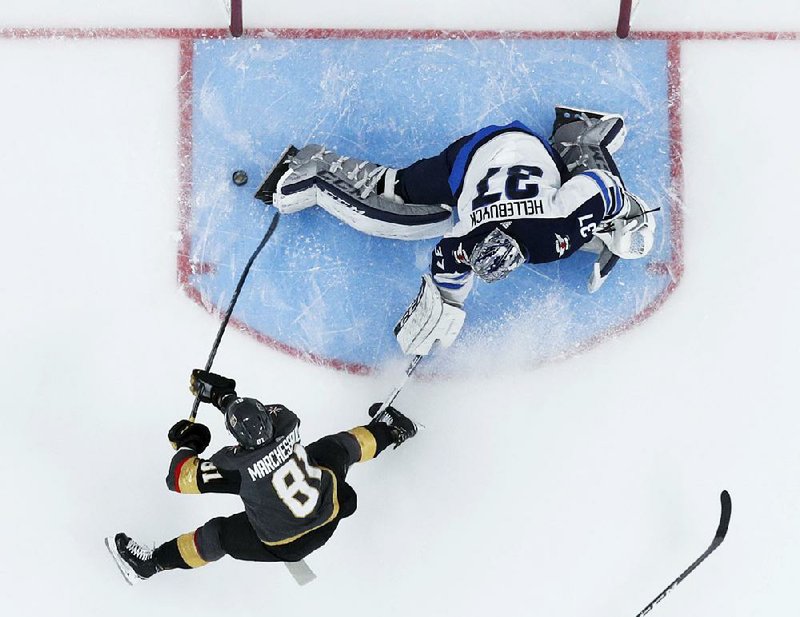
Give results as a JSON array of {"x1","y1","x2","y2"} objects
[{"x1": 1, "y1": 3, "x2": 799, "y2": 617}]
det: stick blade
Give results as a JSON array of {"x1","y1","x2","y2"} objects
[{"x1": 715, "y1": 490, "x2": 732, "y2": 541}]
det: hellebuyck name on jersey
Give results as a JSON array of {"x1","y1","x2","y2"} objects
[
  {"x1": 469, "y1": 197, "x2": 546, "y2": 226},
  {"x1": 435, "y1": 124, "x2": 625, "y2": 281}
]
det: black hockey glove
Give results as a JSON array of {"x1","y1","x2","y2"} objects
[
  {"x1": 190, "y1": 369, "x2": 236, "y2": 409},
  {"x1": 368, "y1": 402, "x2": 397, "y2": 419},
  {"x1": 168, "y1": 419, "x2": 211, "y2": 453},
  {"x1": 368, "y1": 402, "x2": 417, "y2": 447}
]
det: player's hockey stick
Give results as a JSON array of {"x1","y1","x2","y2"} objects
[
  {"x1": 634, "y1": 490, "x2": 732, "y2": 617},
  {"x1": 183, "y1": 210, "x2": 317, "y2": 586},
  {"x1": 372, "y1": 354, "x2": 424, "y2": 422},
  {"x1": 189, "y1": 211, "x2": 281, "y2": 422}
]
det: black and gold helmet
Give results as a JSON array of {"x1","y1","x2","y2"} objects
[{"x1": 223, "y1": 397, "x2": 275, "y2": 450}]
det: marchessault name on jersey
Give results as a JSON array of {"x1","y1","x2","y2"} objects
[
  {"x1": 470, "y1": 198, "x2": 545, "y2": 227},
  {"x1": 247, "y1": 425, "x2": 301, "y2": 481}
]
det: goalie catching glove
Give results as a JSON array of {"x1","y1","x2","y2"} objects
[
  {"x1": 595, "y1": 190, "x2": 656, "y2": 260},
  {"x1": 394, "y1": 274, "x2": 466, "y2": 355}
]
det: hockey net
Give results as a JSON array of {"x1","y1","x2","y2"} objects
[{"x1": 223, "y1": 1, "x2": 632, "y2": 39}]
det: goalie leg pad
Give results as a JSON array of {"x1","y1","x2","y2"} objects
[
  {"x1": 273, "y1": 145, "x2": 453, "y2": 239},
  {"x1": 271, "y1": 144, "x2": 326, "y2": 214},
  {"x1": 551, "y1": 106, "x2": 627, "y2": 153},
  {"x1": 550, "y1": 106, "x2": 627, "y2": 178},
  {"x1": 394, "y1": 274, "x2": 466, "y2": 355}
]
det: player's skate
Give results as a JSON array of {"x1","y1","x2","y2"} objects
[
  {"x1": 259, "y1": 144, "x2": 452, "y2": 240},
  {"x1": 369, "y1": 404, "x2": 418, "y2": 447},
  {"x1": 105, "y1": 532, "x2": 160, "y2": 585}
]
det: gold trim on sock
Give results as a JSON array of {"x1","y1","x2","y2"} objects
[
  {"x1": 176, "y1": 532, "x2": 208, "y2": 568},
  {"x1": 348, "y1": 426, "x2": 377, "y2": 462}
]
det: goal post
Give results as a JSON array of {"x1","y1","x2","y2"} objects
[
  {"x1": 222, "y1": 0, "x2": 243, "y2": 37},
  {"x1": 616, "y1": 0, "x2": 633, "y2": 38}
]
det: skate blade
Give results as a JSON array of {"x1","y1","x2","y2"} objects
[{"x1": 104, "y1": 536, "x2": 137, "y2": 586}]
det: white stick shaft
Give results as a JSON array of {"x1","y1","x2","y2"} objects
[{"x1": 377, "y1": 354, "x2": 423, "y2": 415}]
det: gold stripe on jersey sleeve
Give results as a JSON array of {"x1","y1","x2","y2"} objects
[
  {"x1": 177, "y1": 456, "x2": 201, "y2": 494},
  {"x1": 348, "y1": 426, "x2": 377, "y2": 462},
  {"x1": 177, "y1": 532, "x2": 208, "y2": 568},
  {"x1": 262, "y1": 467, "x2": 340, "y2": 546}
]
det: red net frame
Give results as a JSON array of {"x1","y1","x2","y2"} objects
[
  {"x1": 616, "y1": 0, "x2": 632, "y2": 38},
  {"x1": 227, "y1": 2, "x2": 629, "y2": 40},
  {"x1": 229, "y1": 0, "x2": 243, "y2": 37}
]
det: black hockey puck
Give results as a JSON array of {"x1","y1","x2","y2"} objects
[{"x1": 232, "y1": 170, "x2": 248, "y2": 186}]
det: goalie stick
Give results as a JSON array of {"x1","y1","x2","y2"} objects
[
  {"x1": 372, "y1": 353, "x2": 424, "y2": 423},
  {"x1": 635, "y1": 490, "x2": 732, "y2": 616}
]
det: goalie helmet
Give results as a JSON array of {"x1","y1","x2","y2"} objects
[
  {"x1": 223, "y1": 397, "x2": 275, "y2": 450},
  {"x1": 469, "y1": 227, "x2": 527, "y2": 282}
]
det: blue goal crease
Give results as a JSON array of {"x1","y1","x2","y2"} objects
[{"x1": 187, "y1": 37, "x2": 673, "y2": 373}]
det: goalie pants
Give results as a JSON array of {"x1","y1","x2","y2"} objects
[
  {"x1": 393, "y1": 122, "x2": 564, "y2": 208},
  {"x1": 153, "y1": 423, "x2": 395, "y2": 569},
  {"x1": 391, "y1": 132, "x2": 473, "y2": 208}
]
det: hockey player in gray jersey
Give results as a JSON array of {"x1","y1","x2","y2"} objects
[
  {"x1": 256, "y1": 105, "x2": 657, "y2": 357},
  {"x1": 105, "y1": 370, "x2": 417, "y2": 584}
]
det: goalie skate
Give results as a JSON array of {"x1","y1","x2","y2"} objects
[{"x1": 254, "y1": 145, "x2": 299, "y2": 205}]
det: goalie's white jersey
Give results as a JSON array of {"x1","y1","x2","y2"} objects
[{"x1": 427, "y1": 122, "x2": 625, "y2": 305}]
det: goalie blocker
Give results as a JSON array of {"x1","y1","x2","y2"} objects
[{"x1": 394, "y1": 274, "x2": 465, "y2": 356}]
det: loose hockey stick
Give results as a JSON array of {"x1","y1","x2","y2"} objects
[
  {"x1": 634, "y1": 490, "x2": 732, "y2": 616},
  {"x1": 189, "y1": 211, "x2": 281, "y2": 422}
]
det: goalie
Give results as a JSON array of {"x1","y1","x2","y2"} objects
[{"x1": 256, "y1": 106, "x2": 657, "y2": 357}]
